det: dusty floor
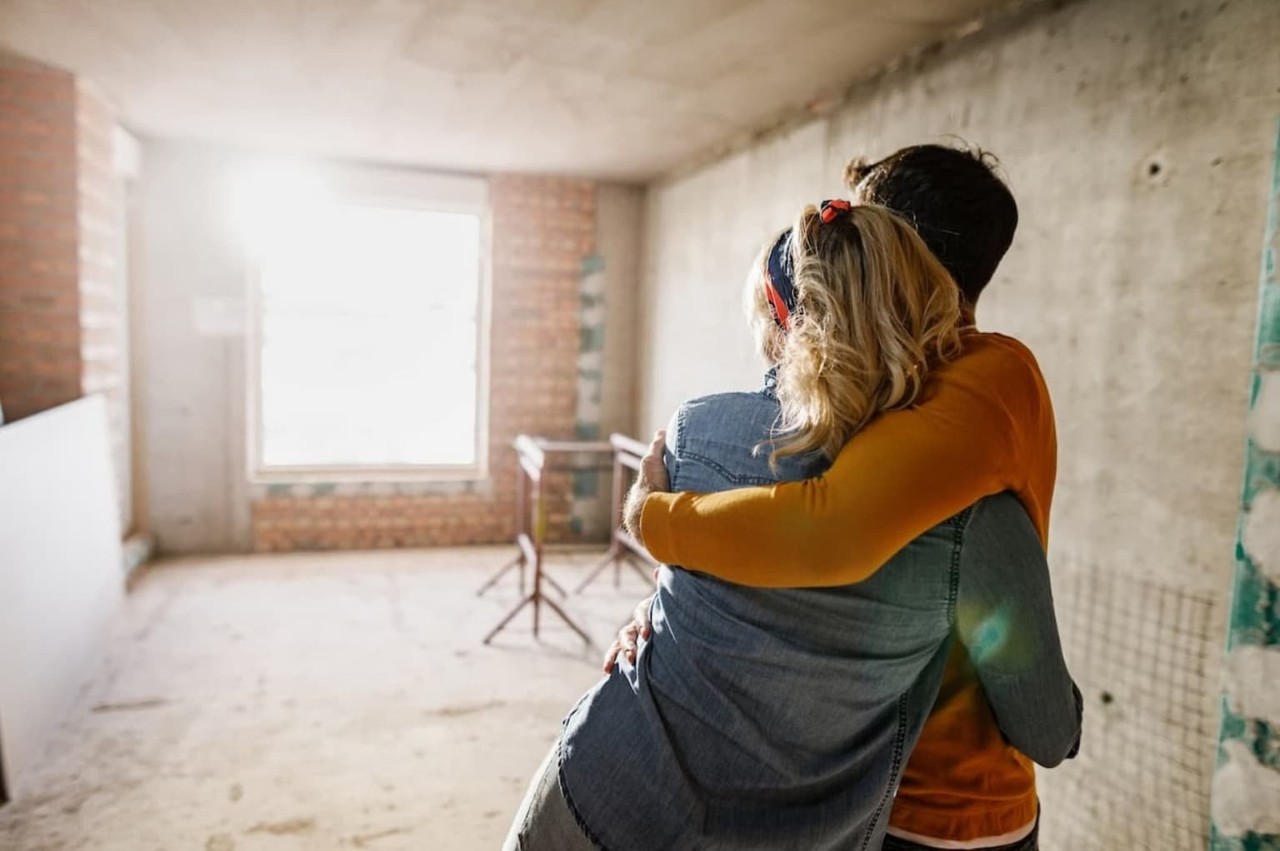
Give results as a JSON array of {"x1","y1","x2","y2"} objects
[{"x1": 0, "y1": 546, "x2": 652, "y2": 851}]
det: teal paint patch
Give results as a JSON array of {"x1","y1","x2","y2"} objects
[
  {"x1": 1243, "y1": 444, "x2": 1280, "y2": 505},
  {"x1": 1211, "y1": 827, "x2": 1280, "y2": 851},
  {"x1": 1220, "y1": 699, "x2": 1250, "y2": 766},
  {"x1": 1219, "y1": 700, "x2": 1280, "y2": 771},
  {"x1": 1226, "y1": 554, "x2": 1280, "y2": 649},
  {"x1": 1253, "y1": 718, "x2": 1280, "y2": 770},
  {"x1": 580, "y1": 325, "x2": 605, "y2": 352},
  {"x1": 573, "y1": 469, "x2": 599, "y2": 499},
  {"x1": 570, "y1": 250, "x2": 608, "y2": 538}
]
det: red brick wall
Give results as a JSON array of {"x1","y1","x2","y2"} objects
[
  {"x1": 250, "y1": 175, "x2": 596, "y2": 551},
  {"x1": 0, "y1": 57, "x2": 130, "y2": 531},
  {"x1": 0, "y1": 56, "x2": 82, "y2": 422}
]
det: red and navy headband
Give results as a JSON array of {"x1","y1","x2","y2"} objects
[{"x1": 763, "y1": 199, "x2": 853, "y2": 330}]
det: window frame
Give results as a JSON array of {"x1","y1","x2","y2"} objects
[{"x1": 245, "y1": 165, "x2": 492, "y2": 484}]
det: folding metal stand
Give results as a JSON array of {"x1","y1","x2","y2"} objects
[
  {"x1": 480, "y1": 435, "x2": 613, "y2": 645},
  {"x1": 574, "y1": 433, "x2": 661, "y2": 593}
]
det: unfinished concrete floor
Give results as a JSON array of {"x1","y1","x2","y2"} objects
[{"x1": 0, "y1": 546, "x2": 652, "y2": 851}]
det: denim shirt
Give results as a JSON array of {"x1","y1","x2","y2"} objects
[{"x1": 558, "y1": 373, "x2": 1080, "y2": 851}]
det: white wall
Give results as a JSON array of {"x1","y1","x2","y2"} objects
[
  {"x1": 597, "y1": 184, "x2": 644, "y2": 439},
  {"x1": 0, "y1": 397, "x2": 123, "y2": 795},
  {"x1": 636, "y1": 0, "x2": 1280, "y2": 845},
  {"x1": 137, "y1": 143, "x2": 253, "y2": 554}
]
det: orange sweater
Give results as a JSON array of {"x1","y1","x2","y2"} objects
[{"x1": 639, "y1": 332, "x2": 1057, "y2": 841}]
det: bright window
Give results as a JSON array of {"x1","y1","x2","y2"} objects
[{"x1": 240, "y1": 165, "x2": 488, "y2": 479}]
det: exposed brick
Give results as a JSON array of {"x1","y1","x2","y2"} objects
[{"x1": 0, "y1": 58, "x2": 82, "y2": 423}]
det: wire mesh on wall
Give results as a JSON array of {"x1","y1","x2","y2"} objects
[{"x1": 1037, "y1": 566, "x2": 1219, "y2": 851}]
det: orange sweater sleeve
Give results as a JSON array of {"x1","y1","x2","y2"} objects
[{"x1": 638, "y1": 333, "x2": 1057, "y2": 588}]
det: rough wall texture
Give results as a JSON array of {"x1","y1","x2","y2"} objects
[
  {"x1": 636, "y1": 0, "x2": 1280, "y2": 846},
  {"x1": 0, "y1": 55, "x2": 81, "y2": 422},
  {"x1": 76, "y1": 82, "x2": 130, "y2": 532},
  {"x1": 137, "y1": 144, "x2": 643, "y2": 554}
]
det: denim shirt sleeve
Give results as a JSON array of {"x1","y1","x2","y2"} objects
[
  {"x1": 663, "y1": 405, "x2": 683, "y2": 492},
  {"x1": 956, "y1": 493, "x2": 1083, "y2": 767}
]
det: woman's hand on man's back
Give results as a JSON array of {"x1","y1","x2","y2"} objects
[{"x1": 602, "y1": 590, "x2": 657, "y2": 674}]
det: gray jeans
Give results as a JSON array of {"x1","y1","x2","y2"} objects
[{"x1": 502, "y1": 741, "x2": 597, "y2": 851}]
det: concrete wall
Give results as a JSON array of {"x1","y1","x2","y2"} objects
[
  {"x1": 137, "y1": 141, "x2": 643, "y2": 554},
  {"x1": 636, "y1": 0, "x2": 1280, "y2": 846},
  {"x1": 136, "y1": 143, "x2": 253, "y2": 553},
  {"x1": 597, "y1": 184, "x2": 643, "y2": 440}
]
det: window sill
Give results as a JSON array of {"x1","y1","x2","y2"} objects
[
  {"x1": 249, "y1": 465, "x2": 487, "y2": 486},
  {"x1": 248, "y1": 470, "x2": 488, "y2": 499}
]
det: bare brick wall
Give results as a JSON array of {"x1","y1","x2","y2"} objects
[
  {"x1": 0, "y1": 55, "x2": 82, "y2": 422},
  {"x1": 250, "y1": 175, "x2": 596, "y2": 551},
  {"x1": 0, "y1": 57, "x2": 130, "y2": 532}
]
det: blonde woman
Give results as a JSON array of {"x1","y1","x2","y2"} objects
[{"x1": 503, "y1": 201, "x2": 1080, "y2": 851}]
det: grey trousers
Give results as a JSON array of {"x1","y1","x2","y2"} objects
[{"x1": 502, "y1": 741, "x2": 597, "y2": 851}]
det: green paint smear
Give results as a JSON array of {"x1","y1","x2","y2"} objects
[
  {"x1": 573, "y1": 469, "x2": 599, "y2": 498},
  {"x1": 1254, "y1": 718, "x2": 1280, "y2": 771},
  {"x1": 1226, "y1": 553, "x2": 1280, "y2": 649},
  {"x1": 1219, "y1": 701, "x2": 1280, "y2": 771},
  {"x1": 1216, "y1": 119, "x2": 1280, "y2": 838},
  {"x1": 1211, "y1": 827, "x2": 1280, "y2": 851},
  {"x1": 580, "y1": 326, "x2": 605, "y2": 352},
  {"x1": 1243, "y1": 443, "x2": 1280, "y2": 505},
  {"x1": 581, "y1": 254, "x2": 606, "y2": 276},
  {"x1": 574, "y1": 422, "x2": 601, "y2": 440}
]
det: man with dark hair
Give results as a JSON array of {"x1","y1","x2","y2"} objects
[
  {"x1": 845, "y1": 144, "x2": 1019, "y2": 307},
  {"x1": 613, "y1": 143, "x2": 1077, "y2": 851}
]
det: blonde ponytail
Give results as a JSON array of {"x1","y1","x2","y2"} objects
[{"x1": 766, "y1": 204, "x2": 964, "y2": 463}]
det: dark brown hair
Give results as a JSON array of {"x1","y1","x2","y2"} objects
[{"x1": 844, "y1": 144, "x2": 1018, "y2": 306}]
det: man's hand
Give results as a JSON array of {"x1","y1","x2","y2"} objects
[
  {"x1": 603, "y1": 589, "x2": 657, "y2": 673},
  {"x1": 623, "y1": 430, "x2": 669, "y2": 545}
]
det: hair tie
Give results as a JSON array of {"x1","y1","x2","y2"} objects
[
  {"x1": 764, "y1": 229, "x2": 796, "y2": 331},
  {"x1": 819, "y1": 198, "x2": 853, "y2": 224}
]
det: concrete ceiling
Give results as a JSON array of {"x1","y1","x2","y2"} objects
[{"x1": 0, "y1": 0, "x2": 1011, "y2": 181}]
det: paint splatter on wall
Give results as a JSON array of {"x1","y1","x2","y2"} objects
[
  {"x1": 1211, "y1": 120, "x2": 1280, "y2": 851},
  {"x1": 569, "y1": 254, "x2": 609, "y2": 539}
]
